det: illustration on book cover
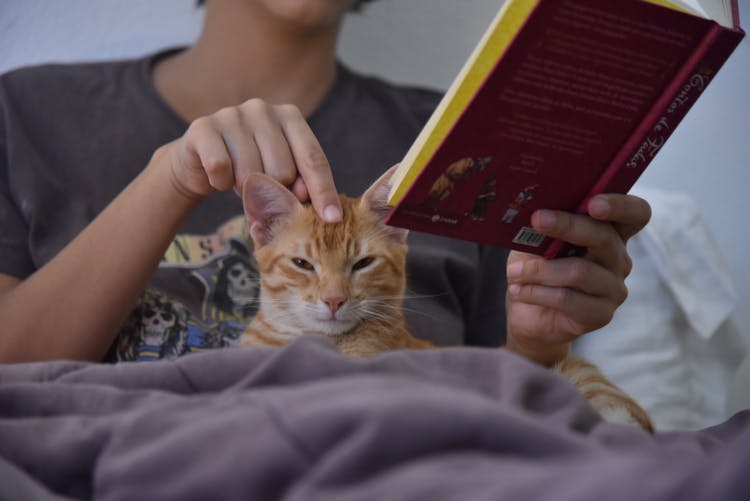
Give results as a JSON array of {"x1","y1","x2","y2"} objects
[
  {"x1": 466, "y1": 177, "x2": 497, "y2": 221},
  {"x1": 421, "y1": 156, "x2": 492, "y2": 209},
  {"x1": 410, "y1": 154, "x2": 542, "y2": 231},
  {"x1": 501, "y1": 184, "x2": 539, "y2": 224}
]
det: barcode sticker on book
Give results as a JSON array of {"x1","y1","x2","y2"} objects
[{"x1": 512, "y1": 227, "x2": 545, "y2": 247}]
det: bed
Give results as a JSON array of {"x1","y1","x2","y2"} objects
[{"x1": 1, "y1": 335, "x2": 749, "y2": 500}]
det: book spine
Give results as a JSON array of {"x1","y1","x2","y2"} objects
[
  {"x1": 731, "y1": 0, "x2": 741, "y2": 30},
  {"x1": 543, "y1": 23, "x2": 744, "y2": 259}
]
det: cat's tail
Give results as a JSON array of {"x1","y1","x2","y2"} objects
[{"x1": 554, "y1": 357, "x2": 654, "y2": 433}]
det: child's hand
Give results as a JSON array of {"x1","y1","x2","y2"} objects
[
  {"x1": 164, "y1": 99, "x2": 343, "y2": 222},
  {"x1": 505, "y1": 193, "x2": 652, "y2": 365}
]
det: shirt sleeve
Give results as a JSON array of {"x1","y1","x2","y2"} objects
[
  {"x1": 0, "y1": 125, "x2": 34, "y2": 279},
  {"x1": 464, "y1": 245, "x2": 509, "y2": 347}
]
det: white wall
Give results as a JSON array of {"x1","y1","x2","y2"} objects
[
  {"x1": 0, "y1": 0, "x2": 204, "y2": 69},
  {"x1": 1, "y1": 0, "x2": 749, "y2": 337}
]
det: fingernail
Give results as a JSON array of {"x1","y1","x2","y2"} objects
[
  {"x1": 323, "y1": 204, "x2": 342, "y2": 223},
  {"x1": 589, "y1": 197, "x2": 610, "y2": 218},
  {"x1": 535, "y1": 210, "x2": 556, "y2": 230},
  {"x1": 508, "y1": 284, "x2": 521, "y2": 297},
  {"x1": 507, "y1": 261, "x2": 523, "y2": 281}
]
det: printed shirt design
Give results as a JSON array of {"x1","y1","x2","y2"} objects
[{"x1": 112, "y1": 216, "x2": 260, "y2": 361}]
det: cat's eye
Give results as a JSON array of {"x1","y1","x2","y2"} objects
[
  {"x1": 291, "y1": 258, "x2": 314, "y2": 271},
  {"x1": 352, "y1": 256, "x2": 375, "y2": 271}
]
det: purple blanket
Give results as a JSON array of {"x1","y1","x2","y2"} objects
[{"x1": 1, "y1": 336, "x2": 748, "y2": 500}]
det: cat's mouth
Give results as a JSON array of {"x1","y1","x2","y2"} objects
[{"x1": 312, "y1": 317, "x2": 359, "y2": 336}]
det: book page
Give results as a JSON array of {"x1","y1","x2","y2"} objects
[
  {"x1": 692, "y1": 0, "x2": 734, "y2": 27},
  {"x1": 665, "y1": 0, "x2": 734, "y2": 27},
  {"x1": 647, "y1": 0, "x2": 701, "y2": 16}
]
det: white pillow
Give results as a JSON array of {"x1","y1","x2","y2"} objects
[{"x1": 573, "y1": 187, "x2": 745, "y2": 431}]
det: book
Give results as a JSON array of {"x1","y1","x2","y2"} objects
[{"x1": 386, "y1": 0, "x2": 744, "y2": 258}]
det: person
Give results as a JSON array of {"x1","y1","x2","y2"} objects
[{"x1": 0, "y1": 0, "x2": 650, "y2": 365}]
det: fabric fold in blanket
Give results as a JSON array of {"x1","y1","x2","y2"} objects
[{"x1": 1, "y1": 336, "x2": 749, "y2": 501}]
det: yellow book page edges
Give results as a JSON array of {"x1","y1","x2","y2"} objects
[
  {"x1": 641, "y1": 0, "x2": 696, "y2": 15},
  {"x1": 388, "y1": 0, "x2": 539, "y2": 206}
]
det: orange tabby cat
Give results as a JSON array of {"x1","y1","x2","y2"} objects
[{"x1": 240, "y1": 168, "x2": 653, "y2": 432}]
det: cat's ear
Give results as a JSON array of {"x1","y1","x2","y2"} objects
[
  {"x1": 242, "y1": 173, "x2": 300, "y2": 246},
  {"x1": 361, "y1": 164, "x2": 408, "y2": 242}
]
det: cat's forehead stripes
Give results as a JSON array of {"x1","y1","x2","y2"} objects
[{"x1": 304, "y1": 196, "x2": 366, "y2": 257}]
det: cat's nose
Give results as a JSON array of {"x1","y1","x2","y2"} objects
[{"x1": 324, "y1": 297, "x2": 345, "y2": 315}]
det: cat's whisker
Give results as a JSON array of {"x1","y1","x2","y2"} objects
[
  {"x1": 356, "y1": 299, "x2": 440, "y2": 321},
  {"x1": 404, "y1": 294, "x2": 449, "y2": 300},
  {"x1": 360, "y1": 309, "x2": 393, "y2": 320},
  {"x1": 365, "y1": 292, "x2": 450, "y2": 302},
  {"x1": 258, "y1": 298, "x2": 298, "y2": 308},
  {"x1": 379, "y1": 305, "x2": 440, "y2": 320},
  {"x1": 232, "y1": 298, "x2": 263, "y2": 306},
  {"x1": 352, "y1": 306, "x2": 395, "y2": 324}
]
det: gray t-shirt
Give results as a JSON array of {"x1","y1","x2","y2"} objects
[{"x1": 0, "y1": 49, "x2": 508, "y2": 360}]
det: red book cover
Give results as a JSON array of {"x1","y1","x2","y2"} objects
[{"x1": 386, "y1": 0, "x2": 744, "y2": 258}]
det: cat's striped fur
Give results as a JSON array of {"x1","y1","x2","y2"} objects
[
  {"x1": 240, "y1": 168, "x2": 653, "y2": 432},
  {"x1": 555, "y1": 357, "x2": 653, "y2": 431}
]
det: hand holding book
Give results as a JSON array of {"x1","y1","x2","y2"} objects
[{"x1": 502, "y1": 189, "x2": 652, "y2": 365}]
